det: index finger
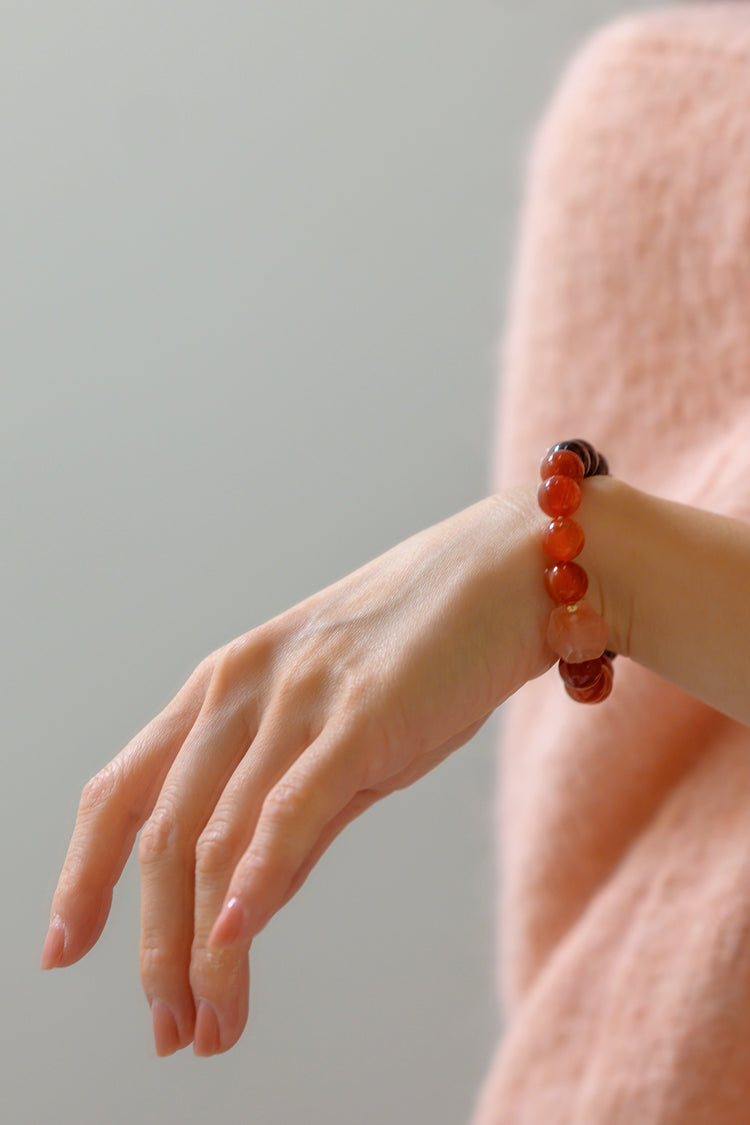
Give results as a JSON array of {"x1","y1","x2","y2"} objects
[{"x1": 41, "y1": 659, "x2": 212, "y2": 970}]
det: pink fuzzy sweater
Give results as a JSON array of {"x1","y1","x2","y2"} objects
[{"x1": 473, "y1": 5, "x2": 750, "y2": 1123}]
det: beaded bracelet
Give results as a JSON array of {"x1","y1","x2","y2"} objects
[{"x1": 538, "y1": 440, "x2": 615, "y2": 704}]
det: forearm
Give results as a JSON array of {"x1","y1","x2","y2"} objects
[{"x1": 577, "y1": 477, "x2": 750, "y2": 725}]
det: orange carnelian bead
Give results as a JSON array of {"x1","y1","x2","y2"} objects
[
  {"x1": 540, "y1": 449, "x2": 585, "y2": 482},
  {"x1": 537, "y1": 475, "x2": 581, "y2": 518},
  {"x1": 544, "y1": 562, "x2": 589, "y2": 604},
  {"x1": 542, "y1": 517, "x2": 585, "y2": 562}
]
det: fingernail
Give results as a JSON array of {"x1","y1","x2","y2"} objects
[
  {"x1": 209, "y1": 897, "x2": 246, "y2": 949},
  {"x1": 151, "y1": 1000, "x2": 181, "y2": 1057},
  {"x1": 40, "y1": 917, "x2": 66, "y2": 970},
  {"x1": 194, "y1": 1001, "x2": 221, "y2": 1057}
]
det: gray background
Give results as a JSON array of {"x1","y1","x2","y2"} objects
[{"x1": 5, "y1": 2, "x2": 656, "y2": 1122}]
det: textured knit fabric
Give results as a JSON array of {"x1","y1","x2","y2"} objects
[{"x1": 472, "y1": 6, "x2": 750, "y2": 1123}]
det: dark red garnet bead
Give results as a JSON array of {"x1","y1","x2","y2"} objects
[
  {"x1": 558, "y1": 656, "x2": 604, "y2": 690},
  {"x1": 550, "y1": 439, "x2": 608, "y2": 478},
  {"x1": 550, "y1": 440, "x2": 594, "y2": 476},
  {"x1": 559, "y1": 654, "x2": 614, "y2": 704}
]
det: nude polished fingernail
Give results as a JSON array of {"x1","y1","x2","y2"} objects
[
  {"x1": 151, "y1": 1000, "x2": 181, "y2": 1057},
  {"x1": 40, "y1": 917, "x2": 66, "y2": 970},
  {"x1": 209, "y1": 897, "x2": 246, "y2": 948},
  {"x1": 194, "y1": 1001, "x2": 221, "y2": 1057}
]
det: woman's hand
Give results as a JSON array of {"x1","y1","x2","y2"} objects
[{"x1": 41, "y1": 488, "x2": 550, "y2": 1057}]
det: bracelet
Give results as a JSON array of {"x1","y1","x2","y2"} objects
[{"x1": 538, "y1": 440, "x2": 615, "y2": 704}]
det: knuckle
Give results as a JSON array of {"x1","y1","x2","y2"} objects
[
  {"x1": 264, "y1": 776, "x2": 309, "y2": 824},
  {"x1": 195, "y1": 822, "x2": 240, "y2": 878},
  {"x1": 206, "y1": 626, "x2": 280, "y2": 704},
  {"x1": 189, "y1": 942, "x2": 243, "y2": 986},
  {"x1": 206, "y1": 639, "x2": 248, "y2": 701},
  {"x1": 139, "y1": 941, "x2": 184, "y2": 995},
  {"x1": 138, "y1": 802, "x2": 183, "y2": 868},
  {"x1": 193, "y1": 651, "x2": 218, "y2": 683},
  {"x1": 172, "y1": 657, "x2": 213, "y2": 709},
  {"x1": 239, "y1": 780, "x2": 312, "y2": 880},
  {"x1": 79, "y1": 757, "x2": 123, "y2": 817}
]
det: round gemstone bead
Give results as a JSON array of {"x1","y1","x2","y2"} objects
[
  {"x1": 558, "y1": 656, "x2": 605, "y2": 690},
  {"x1": 544, "y1": 562, "x2": 589, "y2": 605},
  {"x1": 542, "y1": 517, "x2": 585, "y2": 563},
  {"x1": 551, "y1": 440, "x2": 594, "y2": 476},
  {"x1": 540, "y1": 441, "x2": 613, "y2": 704},
  {"x1": 537, "y1": 475, "x2": 582, "y2": 518},
  {"x1": 564, "y1": 654, "x2": 613, "y2": 703},
  {"x1": 593, "y1": 453, "x2": 610, "y2": 477},
  {"x1": 540, "y1": 449, "x2": 585, "y2": 483},
  {"x1": 547, "y1": 600, "x2": 609, "y2": 663}
]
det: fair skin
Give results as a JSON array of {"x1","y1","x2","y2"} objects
[{"x1": 42, "y1": 476, "x2": 750, "y2": 1056}]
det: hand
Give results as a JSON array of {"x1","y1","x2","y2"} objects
[{"x1": 41, "y1": 488, "x2": 550, "y2": 1056}]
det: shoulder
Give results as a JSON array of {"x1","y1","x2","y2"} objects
[
  {"x1": 525, "y1": 5, "x2": 750, "y2": 209},
  {"x1": 559, "y1": 3, "x2": 750, "y2": 91},
  {"x1": 499, "y1": 6, "x2": 750, "y2": 493}
]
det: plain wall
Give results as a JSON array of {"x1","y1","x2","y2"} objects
[{"x1": 5, "y1": 2, "x2": 657, "y2": 1122}]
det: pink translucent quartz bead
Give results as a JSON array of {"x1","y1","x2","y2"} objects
[{"x1": 546, "y1": 600, "x2": 609, "y2": 663}]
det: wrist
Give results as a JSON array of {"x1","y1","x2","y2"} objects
[
  {"x1": 484, "y1": 472, "x2": 632, "y2": 704},
  {"x1": 574, "y1": 474, "x2": 635, "y2": 660},
  {"x1": 485, "y1": 485, "x2": 558, "y2": 690}
]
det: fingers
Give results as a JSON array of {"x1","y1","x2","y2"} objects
[
  {"x1": 254, "y1": 717, "x2": 490, "y2": 923},
  {"x1": 206, "y1": 714, "x2": 491, "y2": 961},
  {"x1": 180, "y1": 699, "x2": 327, "y2": 1054},
  {"x1": 207, "y1": 720, "x2": 366, "y2": 957},
  {"x1": 273, "y1": 788, "x2": 384, "y2": 912},
  {"x1": 138, "y1": 666, "x2": 316, "y2": 1057},
  {"x1": 45, "y1": 629, "x2": 485, "y2": 1064},
  {"x1": 43, "y1": 660, "x2": 213, "y2": 970},
  {"x1": 138, "y1": 695, "x2": 258, "y2": 1056}
]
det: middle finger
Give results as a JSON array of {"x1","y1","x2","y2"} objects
[
  {"x1": 188, "y1": 691, "x2": 325, "y2": 1055},
  {"x1": 138, "y1": 691, "x2": 257, "y2": 1054}
]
